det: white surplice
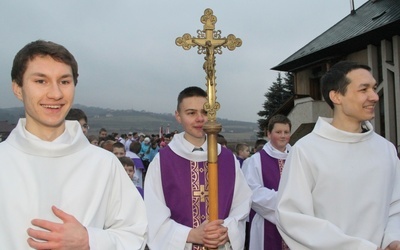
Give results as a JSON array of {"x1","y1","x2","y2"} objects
[
  {"x1": 0, "y1": 119, "x2": 148, "y2": 249},
  {"x1": 242, "y1": 142, "x2": 291, "y2": 250},
  {"x1": 276, "y1": 117, "x2": 400, "y2": 249}
]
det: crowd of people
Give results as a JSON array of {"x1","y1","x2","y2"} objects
[
  {"x1": 2, "y1": 40, "x2": 400, "y2": 250},
  {"x1": 93, "y1": 127, "x2": 180, "y2": 189},
  {"x1": 65, "y1": 106, "x2": 263, "y2": 196}
]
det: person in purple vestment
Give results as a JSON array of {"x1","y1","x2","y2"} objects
[
  {"x1": 126, "y1": 141, "x2": 145, "y2": 189},
  {"x1": 242, "y1": 114, "x2": 291, "y2": 250},
  {"x1": 144, "y1": 86, "x2": 252, "y2": 250},
  {"x1": 119, "y1": 156, "x2": 144, "y2": 198}
]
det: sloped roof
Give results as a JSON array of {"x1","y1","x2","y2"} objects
[{"x1": 272, "y1": 0, "x2": 400, "y2": 71}]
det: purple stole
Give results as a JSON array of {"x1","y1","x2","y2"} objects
[
  {"x1": 132, "y1": 158, "x2": 144, "y2": 170},
  {"x1": 259, "y1": 150, "x2": 286, "y2": 250},
  {"x1": 160, "y1": 146, "x2": 235, "y2": 242},
  {"x1": 236, "y1": 156, "x2": 245, "y2": 168}
]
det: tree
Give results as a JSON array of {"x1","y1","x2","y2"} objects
[{"x1": 257, "y1": 72, "x2": 294, "y2": 137}]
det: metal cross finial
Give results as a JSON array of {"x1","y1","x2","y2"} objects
[{"x1": 176, "y1": 8, "x2": 242, "y2": 122}]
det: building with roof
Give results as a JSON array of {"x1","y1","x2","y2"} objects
[{"x1": 271, "y1": 0, "x2": 400, "y2": 151}]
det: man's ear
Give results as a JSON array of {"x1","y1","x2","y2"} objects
[
  {"x1": 175, "y1": 110, "x2": 182, "y2": 124},
  {"x1": 266, "y1": 130, "x2": 271, "y2": 140},
  {"x1": 12, "y1": 81, "x2": 23, "y2": 101},
  {"x1": 329, "y1": 90, "x2": 341, "y2": 105}
]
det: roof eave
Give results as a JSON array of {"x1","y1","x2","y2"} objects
[{"x1": 271, "y1": 20, "x2": 400, "y2": 72}]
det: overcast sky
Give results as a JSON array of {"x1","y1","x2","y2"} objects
[{"x1": 0, "y1": 0, "x2": 366, "y2": 122}]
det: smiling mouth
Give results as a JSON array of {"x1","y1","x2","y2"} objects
[
  {"x1": 364, "y1": 105, "x2": 375, "y2": 110},
  {"x1": 42, "y1": 105, "x2": 62, "y2": 109}
]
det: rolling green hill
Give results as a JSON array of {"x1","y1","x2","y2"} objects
[{"x1": 0, "y1": 105, "x2": 259, "y2": 145}]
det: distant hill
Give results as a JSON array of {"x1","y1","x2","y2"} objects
[{"x1": 0, "y1": 104, "x2": 259, "y2": 144}]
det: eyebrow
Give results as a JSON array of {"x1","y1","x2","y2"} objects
[
  {"x1": 28, "y1": 72, "x2": 46, "y2": 77},
  {"x1": 359, "y1": 82, "x2": 377, "y2": 88},
  {"x1": 29, "y1": 72, "x2": 73, "y2": 79},
  {"x1": 184, "y1": 108, "x2": 198, "y2": 112},
  {"x1": 60, "y1": 74, "x2": 73, "y2": 79}
]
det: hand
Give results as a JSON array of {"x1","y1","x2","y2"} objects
[
  {"x1": 385, "y1": 241, "x2": 400, "y2": 250},
  {"x1": 27, "y1": 206, "x2": 89, "y2": 250},
  {"x1": 187, "y1": 220, "x2": 229, "y2": 248},
  {"x1": 202, "y1": 219, "x2": 229, "y2": 249},
  {"x1": 187, "y1": 221, "x2": 207, "y2": 245}
]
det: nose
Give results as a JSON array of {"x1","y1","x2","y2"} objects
[
  {"x1": 196, "y1": 112, "x2": 207, "y2": 122},
  {"x1": 47, "y1": 82, "x2": 63, "y2": 100},
  {"x1": 369, "y1": 89, "x2": 379, "y2": 102}
]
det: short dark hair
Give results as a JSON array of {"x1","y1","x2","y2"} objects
[
  {"x1": 112, "y1": 142, "x2": 125, "y2": 151},
  {"x1": 129, "y1": 141, "x2": 142, "y2": 154},
  {"x1": 119, "y1": 156, "x2": 134, "y2": 167},
  {"x1": 235, "y1": 143, "x2": 249, "y2": 154},
  {"x1": 11, "y1": 40, "x2": 79, "y2": 86},
  {"x1": 177, "y1": 86, "x2": 207, "y2": 111},
  {"x1": 267, "y1": 114, "x2": 291, "y2": 133},
  {"x1": 254, "y1": 139, "x2": 267, "y2": 152},
  {"x1": 217, "y1": 134, "x2": 227, "y2": 146},
  {"x1": 254, "y1": 139, "x2": 266, "y2": 148},
  {"x1": 65, "y1": 108, "x2": 87, "y2": 123},
  {"x1": 321, "y1": 61, "x2": 371, "y2": 109}
]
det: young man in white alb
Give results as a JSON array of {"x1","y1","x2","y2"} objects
[
  {"x1": 0, "y1": 40, "x2": 147, "y2": 249},
  {"x1": 276, "y1": 61, "x2": 400, "y2": 250}
]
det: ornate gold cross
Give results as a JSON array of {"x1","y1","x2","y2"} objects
[
  {"x1": 176, "y1": 8, "x2": 242, "y2": 222},
  {"x1": 176, "y1": 8, "x2": 242, "y2": 123}
]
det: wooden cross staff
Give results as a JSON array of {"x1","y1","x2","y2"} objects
[{"x1": 176, "y1": 8, "x2": 242, "y2": 222}]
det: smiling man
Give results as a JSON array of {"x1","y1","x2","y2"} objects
[
  {"x1": 276, "y1": 61, "x2": 400, "y2": 250},
  {"x1": 0, "y1": 40, "x2": 147, "y2": 249},
  {"x1": 144, "y1": 86, "x2": 251, "y2": 249}
]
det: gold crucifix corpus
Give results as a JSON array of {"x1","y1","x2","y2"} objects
[{"x1": 176, "y1": 8, "x2": 241, "y2": 222}]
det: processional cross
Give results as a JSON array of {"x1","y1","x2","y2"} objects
[{"x1": 176, "y1": 8, "x2": 242, "y2": 222}]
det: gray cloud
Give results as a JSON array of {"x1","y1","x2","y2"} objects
[{"x1": 0, "y1": 0, "x2": 365, "y2": 122}]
